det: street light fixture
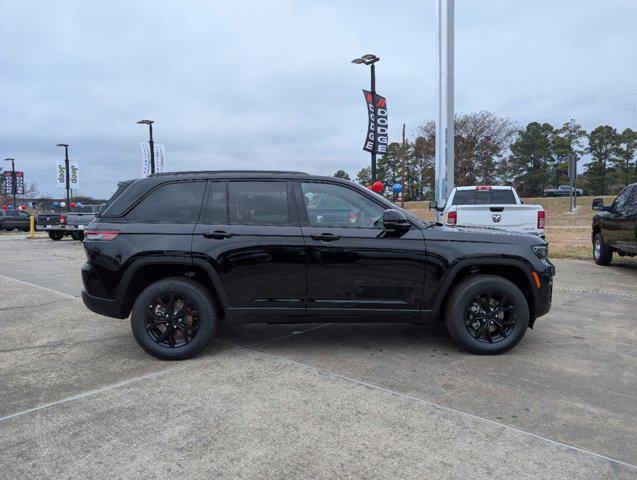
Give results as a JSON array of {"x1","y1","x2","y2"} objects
[
  {"x1": 137, "y1": 119, "x2": 155, "y2": 175},
  {"x1": 351, "y1": 53, "x2": 380, "y2": 183},
  {"x1": 56, "y1": 144, "x2": 71, "y2": 211},
  {"x1": 3, "y1": 158, "x2": 16, "y2": 208}
]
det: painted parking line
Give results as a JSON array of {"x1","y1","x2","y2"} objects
[{"x1": 0, "y1": 273, "x2": 80, "y2": 299}]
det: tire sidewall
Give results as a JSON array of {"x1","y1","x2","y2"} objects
[
  {"x1": 131, "y1": 278, "x2": 216, "y2": 360},
  {"x1": 447, "y1": 276, "x2": 529, "y2": 354},
  {"x1": 593, "y1": 233, "x2": 612, "y2": 265}
]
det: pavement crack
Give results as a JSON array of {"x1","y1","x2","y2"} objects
[{"x1": 0, "y1": 298, "x2": 72, "y2": 312}]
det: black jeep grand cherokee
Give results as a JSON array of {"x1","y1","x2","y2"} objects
[{"x1": 82, "y1": 171, "x2": 554, "y2": 359}]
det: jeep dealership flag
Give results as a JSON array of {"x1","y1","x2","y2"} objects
[
  {"x1": 140, "y1": 143, "x2": 167, "y2": 177},
  {"x1": 362, "y1": 90, "x2": 388, "y2": 155},
  {"x1": 55, "y1": 161, "x2": 80, "y2": 189}
]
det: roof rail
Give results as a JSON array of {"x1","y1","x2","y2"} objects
[{"x1": 149, "y1": 170, "x2": 309, "y2": 177}]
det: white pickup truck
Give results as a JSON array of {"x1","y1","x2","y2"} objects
[{"x1": 430, "y1": 186, "x2": 545, "y2": 238}]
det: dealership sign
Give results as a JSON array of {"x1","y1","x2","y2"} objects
[
  {"x1": 362, "y1": 90, "x2": 388, "y2": 155},
  {"x1": 55, "y1": 161, "x2": 80, "y2": 189},
  {"x1": 3, "y1": 171, "x2": 25, "y2": 195},
  {"x1": 140, "y1": 143, "x2": 167, "y2": 177}
]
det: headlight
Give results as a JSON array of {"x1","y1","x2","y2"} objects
[{"x1": 532, "y1": 245, "x2": 548, "y2": 259}]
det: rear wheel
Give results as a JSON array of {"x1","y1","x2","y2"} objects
[
  {"x1": 71, "y1": 231, "x2": 84, "y2": 241},
  {"x1": 48, "y1": 231, "x2": 63, "y2": 241},
  {"x1": 444, "y1": 275, "x2": 529, "y2": 355},
  {"x1": 593, "y1": 232, "x2": 613, "y2": 266},
  {"x1": 130, "y1": 277, "x2": 217, "y2": 360}
]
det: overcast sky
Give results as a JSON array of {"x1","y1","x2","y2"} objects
[{"x1": 1, "y1": 0, "x2": 636, "y2": 198}]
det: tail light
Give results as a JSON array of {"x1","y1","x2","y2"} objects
[
  {"x1": 447, "y1": 210, "x2": 457, "y2": 225},
  {"x1": 475, "y1": 186, "x2": 492, "y2": 191},
  {"x1": 84, "y1": 230, "x2": 120, "y2": 241},
  {"x1": 537, "y1": 210, "x2": 545, "y2": 229},
  {"x1": 60, "y1": 215, "x2": 67, "y2": 225}
]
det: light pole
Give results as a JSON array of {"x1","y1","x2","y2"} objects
[
  {"x1": 352, "y1": 54, "x2": 380, "y2": 184},
  {"x1": 3, "y1": 158, "x2": 16, "y2": 208},
  {"x1": 56, "y1": 144, "x2": 71, "y2": 212},
  {"x1": 137, "y1": 119, "x2": 155, "y2": 175}
]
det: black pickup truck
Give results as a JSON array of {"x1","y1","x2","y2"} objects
[{"x1": 592, "y1": 182, "x2": 637, "y2": 265}]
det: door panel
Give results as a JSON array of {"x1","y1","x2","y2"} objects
[
  {"x1": 302, "y1": 226, "x2": 427, "y2": 315},
  {"x1": 297, "y1": 181, "x2": 427, "y2": 317},
  {"x1": 192, "y1": 180, "x2": 306, "y2": 314}
]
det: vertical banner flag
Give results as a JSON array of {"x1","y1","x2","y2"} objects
[
  {"x1": 140, "y1": 143, "x2": 167, "y2": 177},
  {"x1": 3, "y1": 171, "x2": 13, "y2": 194},
  {"x1": 14, "y1": 171, "x2": 25, "y2": 194},
  {"x1": 362, "y1": 90, "x2": 388, "y2": 155},
  {"x1": 55, "y1": 161, "x2": 80, "y2": 189}
]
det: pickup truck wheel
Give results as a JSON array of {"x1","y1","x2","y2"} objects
[
  {"x1": 70, "y1": 231, "x2": 84, "y2": 241},
  {"x1": 444, "y1": 275, "x2": 529, "y2": 355},
  {"x1": 593, "y1": 233, "x2": 613, "y2": 266},
  {"x1": 130, "y1": 277, "x2": 217, "y2": 360},
  {"x1": 48, "y1": 231, "x2": 63, "y2": 241}
]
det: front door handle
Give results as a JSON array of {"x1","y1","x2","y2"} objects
[
  {"x1": 202, "y1": 231, "x2": 233, "y2": 240},
  {"x1": 310, "y1": 233, "x2": 341, "y2": 242}
]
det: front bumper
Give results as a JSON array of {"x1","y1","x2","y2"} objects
[{"x1": 534, "y1": 260, "x2": 554, "y2": 320}]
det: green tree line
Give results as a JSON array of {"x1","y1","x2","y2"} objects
[{"x1": 335, "y1": 112, "x2": 637, "y2": 199}]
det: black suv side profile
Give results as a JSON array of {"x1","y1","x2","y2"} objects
[{"x1": 82, "y1": 171, "x2": 554, "y2": 359}]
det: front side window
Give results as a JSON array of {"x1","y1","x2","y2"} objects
[
  {"x1": 126, "y1": 181, "x2": 205, "y2": 223},
  {"x1": 612, "y1": 187, "x2": 632, "y2": 213},
  {"x1": 228, "y1": 181, "x2": 289, "y2": 225},
  {"x1": 301, "y1": 182, "x2": 385, "y2": 228}
]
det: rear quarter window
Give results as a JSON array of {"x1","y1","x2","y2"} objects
[{"x1": 126, "y1": 181, "x2": 206, "y2": 223}]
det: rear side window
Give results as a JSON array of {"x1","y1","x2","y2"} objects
[
  {"x1": 126, "y1": 181, "x2": 205, "y2": 223},
  {"x1": 228, "y1": 181, "x2": 289, "y2": 225},
  {"x1": 451, "y1": 189, "x2": 516, "y2": 205}
]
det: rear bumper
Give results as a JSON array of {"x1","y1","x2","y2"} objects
[{"x1": 82, "y1": 290, "x2": 127, "y2": 319}]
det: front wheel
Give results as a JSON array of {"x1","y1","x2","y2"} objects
[
  {"x1": 71, "y1": 231, "x2": 84, "y2": 241},
  {"x1": 444, "y1": 275, "x2": 529, "y2": 355},
  {"x1": 130, "y1": 277, "x2": 217, "y2": 360},
  {"x1": 48, "y1": 231, "x2": 64, "y2": 241},
  {"x1": 593, "y1": 232, "x2": 613, "y2": 266}
]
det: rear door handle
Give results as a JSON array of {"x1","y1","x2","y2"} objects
[
  {"x1": 202, "y1": 231, "x2": 233, "y2": 240},
  {"x1": 310, "y1": 233, "x2": 341, "y2": 242}
]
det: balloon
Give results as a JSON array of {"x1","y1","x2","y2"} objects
[
  {"x1": 392, "y1": 183, "x2": 402, "y2": 194},
  {"x1": 20, "y1": 205, "x2": 27, "y2": 210},
  {"x1": 76, "y1": 202, "x2": 82, "y2": 207},
  {"x1": 70, "y1": 202, "x2": 76, "y2": 208},
  {"x1": 2, "y1": 205, "x2": 7, "y2": 210},
  {"x1": 52, "y1": 202, "x2": 59, "y2": 207},
  {"x1": 60, "y1": 202, "x2": 66, "y2": 208},
  {"x1": 372, "y1": 181, "x2": 383, "y2": 193},
  {"x1": 366, "y1": 185, "x2": 373, "y2": 190},
  {"x1": 8, "y1": 205, "x2": 13, "y2": 209}
]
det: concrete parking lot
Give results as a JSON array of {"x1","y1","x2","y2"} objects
[{"x1": 0, "y1": 232, "x2": 635, "y2": 479}]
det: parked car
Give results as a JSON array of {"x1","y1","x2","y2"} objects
[
  {"x1": 81, "y1": 171, "x2": 554, "y2": 360},
  {"x1": 430, "y1": 186, "x2": 545, "y2": 238},
  {"x1": 0, "y1": 209, "x2": 32, "y2": 231},
  {"x1": 46, "y1": 205, "x2": 102, "y2": 241},
  {"x1": 544, "y1": 185, "x2": 584, "y2": 197},
  {"x1": 37, "y1": 211, "x2": 60, "y2": 233},
  {"x1": 591, "y1": 182, "x2": 637, "y2": 265}
]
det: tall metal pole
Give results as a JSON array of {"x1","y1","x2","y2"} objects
[
  {"x1": 64, "y1": 146, "x2": 70, "y2": 212},
  {"x1": 149, "y1": 123, "x2": 155, "y2": 175},
  {"x1": 401, "y1": 123, "x2": 406, "y2": 208},
  {"x1": 370, "y1": 63, "x2": 377, "y2": 184},
  {"x1": 10, "y1": 159, "x2": 16, "y2": 209},
  {"x1": 435, "y1": 0, "x2": 455, "y2": 218}
]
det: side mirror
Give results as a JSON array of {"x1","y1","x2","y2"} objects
[
  {"x1": 592, "y1": 198, "x2": 605, "y2": 211},
  {"x1": 383, "y1": 209, "x2": 411, "y2": 234},
  {"x1": 429, "y1": 201, "x2": 440, "y2": 211}
]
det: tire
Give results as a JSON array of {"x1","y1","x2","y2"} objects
[
  {"x1": 444, "y1": 275, "x2": 529, "y2": 355},
  {"x1": 130, "y1": 277, "x2": 217, "y2": 360},
  {"x1": 593, "y1": 232, "x2": 613, "y2": 266},
  {"x1": 71, "y1": 231, "x2": 84, "y2": 241},
  {"x1": 48, "y1": 231, "x2": 64, "y2": 241}
]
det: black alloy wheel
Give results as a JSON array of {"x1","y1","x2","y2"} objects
[
  {"x1": 145, "y1": 293, "x2": 200, "y2": 348},
  {"x1": 131, "y1": 277, "x2": 216, "y2": 360},
  {"x1": 464, "y1": 289, "x2": 517, "y2": 344},
  {"x1": 445, "y1": 275, "x2": 529, "y2": 355}
]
